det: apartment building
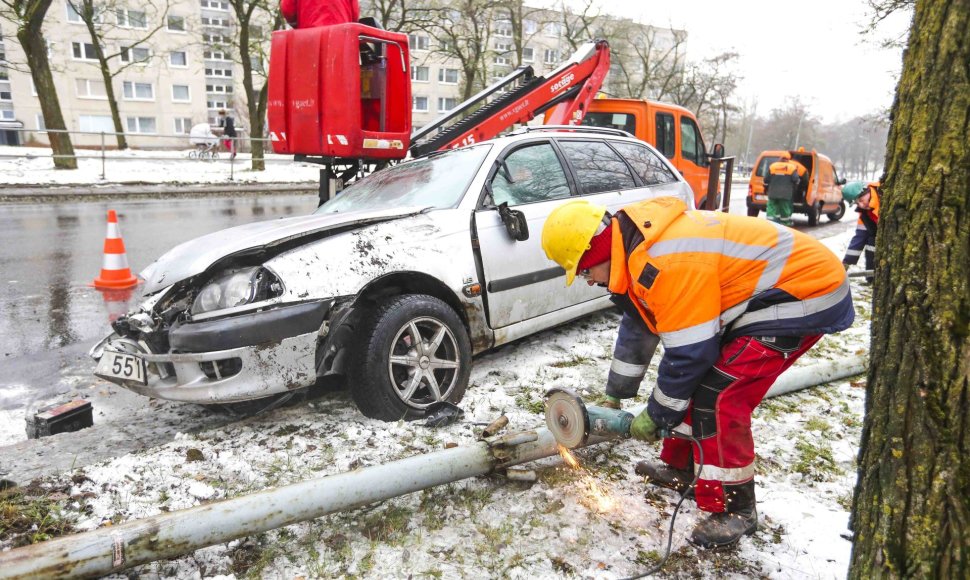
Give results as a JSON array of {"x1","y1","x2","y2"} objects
[
  {"x1": 0, "y1": 0, "x2": 257, "y2": 148},
  {"x1": 0, "y1": 1, "x2": 682, "y2": 149}
]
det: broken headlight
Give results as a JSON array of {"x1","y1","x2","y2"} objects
[{"x1": 191, "y1": 267, "x2": 282, "y2": 315}]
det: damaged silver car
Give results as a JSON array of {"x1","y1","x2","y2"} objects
[{"x1": 91, "y1": 128, "x2": 695, "y2": 420}]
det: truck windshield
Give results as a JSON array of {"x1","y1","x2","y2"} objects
[
  {"x1": 315, "y1": 144, "x2": 492, "y2": 214},
  {"x1": 582, "y1": 112, "x2": 636, "y2": 135}
]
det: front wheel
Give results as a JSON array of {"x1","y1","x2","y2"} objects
[
  {"x1": 827, "y1": 201, "x2": 846, "y2": 221},
  {"x1": 350, "y1": 294, "x2": 471, "y2": 421}
]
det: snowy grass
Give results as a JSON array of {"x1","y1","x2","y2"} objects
[
  {"x1": 1, "y1": 254, "x2": 874, "y2": 579},
  {"x1": 0, "y1": 145, "x2": 320, "y2": 185}
]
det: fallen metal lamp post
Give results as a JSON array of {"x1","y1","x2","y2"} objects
[{"x1": 0, "y1": 355, "x2": 867, "y2": 579}]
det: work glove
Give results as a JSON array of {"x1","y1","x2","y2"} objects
[{"x1": 629, "y1": 409, "x2": 660, "y2": 442}]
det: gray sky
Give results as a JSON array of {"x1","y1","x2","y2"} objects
[{"x1": 569, "y1": 0, "x2": 910, "y2": 123}]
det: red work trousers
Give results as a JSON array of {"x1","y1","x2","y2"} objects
[{"x1": 659, "y1": 334, "x2": 821, "y2": 513}]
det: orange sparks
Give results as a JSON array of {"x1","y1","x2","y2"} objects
[
  {"x1": 558, "y1": 445, "x2": 581, "y2": 469},
  {"x1": 587, "y1": 480, "x2": 617, "y2": 512}
]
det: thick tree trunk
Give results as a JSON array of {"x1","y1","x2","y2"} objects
[
  {"x1": 849, "y1": 0, "x2": 970, "y2": 578},
  {"x1": 17, "y1": 21, "x2": 77, "y2": 170}
]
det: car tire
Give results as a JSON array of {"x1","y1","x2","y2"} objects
[
  {"x1": 827, "y1": 201, "x2": 846, "y2": 221},
  {"x1": 350, "y1": 294, "x2": 471, "y2": 421},
  {"x1": 806, "y1": 201, "x2": 820, "y2": 226}
]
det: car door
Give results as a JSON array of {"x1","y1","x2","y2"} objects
[{"x1": 677, "y1": 114, "x2": 712, "y2": 207}]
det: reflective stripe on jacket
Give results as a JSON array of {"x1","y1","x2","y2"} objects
[{"x1": 607, "y1": 197, "x2": 854, "y2": 427}]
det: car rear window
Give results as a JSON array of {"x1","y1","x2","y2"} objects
[
  {"x1": 756, "y1": 156, "x2": 782, "y2": 177},
  {"x1": 558, "y1": 140, "x2": 637, "y2": 195}
]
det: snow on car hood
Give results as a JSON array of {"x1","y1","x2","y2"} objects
[{"x1": 140, "y1": 206, "x2": 429, "y2": 294}]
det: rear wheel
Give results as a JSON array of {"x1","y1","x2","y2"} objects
[
  {"x1": 827, "y1": 201, "x2": 846, "y2": 221},
  {"x1": 350, "y1": 294, "x2": 471, "y2": 421},
  {"x1": 806, "y1": 201, "x2": 820, "y2": 226}
]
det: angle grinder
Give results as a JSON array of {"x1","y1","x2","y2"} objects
[{"x1": 544, "y1": 387, "x2": 636, "y2": 448}]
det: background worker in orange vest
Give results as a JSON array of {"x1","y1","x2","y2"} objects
[
  {"x1": 541, "y1": 196, "x2": 854, "y2": 549},
  {"x1": 281, "y1": 0, "x2": 359, "y2": 29},
  {"x1": 841, "y1": 181, "x2": 881, "y2": 277},
  {"x1": 764, "y1": 152, "x2": 807, "y2": 226}
]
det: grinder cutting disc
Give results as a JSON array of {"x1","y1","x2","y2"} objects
[{"x1": 544, "y1": 388, "x2": 589, "y2": 449}]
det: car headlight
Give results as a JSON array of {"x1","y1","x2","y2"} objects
[{"x1": 191, "y1": 267, "x2": 281, "y2": 315}]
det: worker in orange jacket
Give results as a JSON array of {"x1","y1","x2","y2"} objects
[
  {"x1": 541, "y1": 196, "x2": 854, "y2": 549},
  {"x1": 842, "y1": 181, "x2": 881, "y2": 275},
  {"x1": 764, "y1": 152, "x2": 807, "y2": 226}
]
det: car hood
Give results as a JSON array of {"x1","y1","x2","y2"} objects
[{"x1": 140, "y1": 206, "x2": 429, "y2": 294}]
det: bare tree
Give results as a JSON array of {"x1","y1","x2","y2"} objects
[
  {"x1": 362, "y1": 0, "x2": 436, "y2": 33},
  {"x1": 608, "y1": 21, "x2": 687, "y2": 101},
  {"x1": 0, "y1": 0, "x2": 76, "y2": 168},
  {"x1": 493, "y1": 0, "x2": 544, "y2": 67},
  {"x1": 557, "y1": 0, "x2": 602, "y2": 52},
  {"x1": 227, "y1": 0, "x2": 283, "y2": 171},
  {"x1": 67, "y1": 0, "x2": 170, "y2": 150},
  {"x1": 421, "y1": 0, "x2": 495, "y2": 101}
]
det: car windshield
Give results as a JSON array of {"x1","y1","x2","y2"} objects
[{"x1": 315, "y1": 144, "x2": 492, "y2": 214}]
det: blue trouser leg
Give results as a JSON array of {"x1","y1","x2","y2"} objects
[
  {"x1": 843, "y1": 226, "x2": 869, "y2": 266},
  {"x1": 606, "y1": 313, "x2": 660, "y2": 399}
]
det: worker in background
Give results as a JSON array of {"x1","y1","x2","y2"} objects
[
  {"x1": 841, "y1": 181, "x2": 881, "y2": 278},
  {"x1": 281, "y1": 0, "x2": 359, "y2": 29},
  {"x1": 764, "y1": 152, "x2": 807, "y2": 226},
  {"x1": 217, "y1": 109, "x2": 237, "y2": 160},
  {"x1": 541, "y1": 196, "x2": 854, "y2": 549}
]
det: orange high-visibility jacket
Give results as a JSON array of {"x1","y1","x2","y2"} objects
[
  {"x1": 607, "y1": 197, "x2": 854, "y2": 427},
  {"x1": 765, "y1": 159, "x2": 807, "y2": 200},
  {"x1": 856, "y1": 182, "x2": 881, "y2": 230}
]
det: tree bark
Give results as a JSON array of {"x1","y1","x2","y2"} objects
[
  {"x1": 849, "y1": 0, "x2": 970, "y2": 578},
  {"x1": 16, "y1": 0, "x2": 77, "y2": 169}
]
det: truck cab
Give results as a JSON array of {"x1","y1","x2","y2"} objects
[{"x1": 580, "y1": 98, "x2": 717, "y2": 209}]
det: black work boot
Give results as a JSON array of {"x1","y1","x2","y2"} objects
[
  {"x1": 689, "y1": 481, "x2": 758, "y2": 549},
  {"x1": 634, "y1": 460, "x2": 694, "y2": 497}
]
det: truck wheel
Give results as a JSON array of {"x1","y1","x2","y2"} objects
[
  {"x1": 350, "y1": 294, "x2": 470, "y2": 421},
  {"x1": 806, "y1": 201, "x2": 820, "y2": 226},
  {"x1": 827, "y1": 201, "x2": 846, "y2": 221}
]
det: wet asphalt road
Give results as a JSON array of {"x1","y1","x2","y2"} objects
[{"x1": 0, "y1": 195, "x2": 318, "y2": 412}]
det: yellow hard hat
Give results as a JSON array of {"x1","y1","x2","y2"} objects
[{"x1": 541, "y1": 200, "x2": 608, "y2": 286}]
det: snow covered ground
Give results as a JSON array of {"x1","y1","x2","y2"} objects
[
  {"x1": 0, "y1": 146, "x2": 320, "y2": 185},
  {"x1": 1, "y1": 227, "x2": 873, "y2": 579}
]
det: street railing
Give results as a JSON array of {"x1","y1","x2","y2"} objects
[{"x1": 0, "y1": 127, "x2": 292, "y2": 182}]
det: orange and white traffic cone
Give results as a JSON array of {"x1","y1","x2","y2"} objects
[{"x1": 93, "y1": 210, "x2": 139, "y2": 290}]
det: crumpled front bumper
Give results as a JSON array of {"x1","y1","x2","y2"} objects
[{"x1": 91, "y1": 300, "x2": 331, "y2": 404}]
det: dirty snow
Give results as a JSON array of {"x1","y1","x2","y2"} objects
[
  {"x1": 1, "y1": 227, "x2": 873, "y2": 579},
  {"x1": 0, "y1": 145, "x2": 320, "y2": 185}
]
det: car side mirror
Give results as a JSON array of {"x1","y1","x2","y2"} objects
[
  {"x1": 498, "y1": 202, "x2": 529, "y2": 241},
  {"x1": 710, "y1": 143, "x2": 725, "y2": 158},
  {"x1": 838, "y1": 177, "x2": 847, "y2": 185}
]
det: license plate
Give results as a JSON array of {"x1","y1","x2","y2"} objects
[{"x1": 95, "y1": 350, "x2": 148, "y2": 386}]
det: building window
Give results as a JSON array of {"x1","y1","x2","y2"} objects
[
  {"x1": 524, "y1": 19, "x2": 537, "y2": 34},
  {"x1": 202, "y1": 33, "x2": 228, "y2": 44},
  {"x1": 205, "y1": 67, "x2": 233, "y2": 78},
  {"x1": 72, "y1": 42, "x2": 98, "y2": 61},
  {"x1": 167, "y1": 15, "x2": 186, "y2": 32},
  {"x1": 204, "y1": 50, "x2": 229, "y2": 60},
  {"x1": 543, "y1": 49, "x2": 559, "y2": 64},
  {"x1": 201, "y1": 16, "x2": 230, "y2": 27},
  {"x1": 170, "y1": 51, "x2": 187, "y2": 67},
  {"x1": 79, "y1": 115, "x2": 114, "y2": 133},
  {"x1": 75, "y1": 78, "x2": 107, "y2": 99},
  {"x1": 200, "y1": 0, "x2": 229, "y2": 10},
  {"x1": 126, "y1": 116, "x2": 156, "y2": 134},
  {"x1": 122, "y1": 81, "x2": 154, "y2": 101},
  {"x1": 250, "y1": 56, "x2": 263, "y2": 73},
  {"x1": 412, "y1": 96, "x2": 428, "y2": 112},
  {"x1": 207, "y1": 99, "x2": 229, "y2": 109},
  {"x1": 438, "y1": 68, "x2": 459, "y2": 84},
  {"x1": 206, "y1": 84, "x2": 233, "y2": 93},
  {"x1": 0, "y1": 81, "x2": 12, "y2": 101},
  {"x1": 0, "y1": 105, "x2": 13, "y2": 121},
  {"x1": 437, "y1": 97, "x2": 457, "y2": 112},
  {"x1": 411, "y1": 66, "x2": 429, "y2": 82},
  {"x1": 494, "y1": 21, "x2": 512, "y2": 37},
  {"x1": 544, "y1": 22, "x2": 562, "y2": 37},
  {"x1": 120, "y1": 46, "x2": 151, "y2": 64},
  {"x1": 36, "y1": 114, "x2": 46, "y2": 130},
  {"x1": 66, "y1": 2, "x2": 83, "y2": 23},
  {"x1": 172, "y1": 84, "x2": 191, "y2": 102},
  {"x1": 116, "y1": 9, "x2": 147, "y2": 29},
  {"x1": 174, "y1": 117, "x2": 193, "y2": 134},
  {"x1": 522, "y1": 47, "x2": 534, "y2": 63},
  {"x1": 408, "y1": 34, "x2": 429, "y2": 51}
]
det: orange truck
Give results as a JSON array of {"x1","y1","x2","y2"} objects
[
  {"x1": 578, "y1": 98, "x2": 726, "y2": 209},
  {"x1": 746, "y1": 148, "x2": 847, "y2": 225}
]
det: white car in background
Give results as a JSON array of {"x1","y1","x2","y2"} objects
[{"x1": 91, "y1": 127, "x2": 695, "y2": 420}]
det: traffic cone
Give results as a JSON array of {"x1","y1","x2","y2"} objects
[
  {"x1": 93, "y1": 210, "x2": 139, "y2": 289},
  {"x1": 100, "y1": 288, "x2": 135, "y2": 322}
]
